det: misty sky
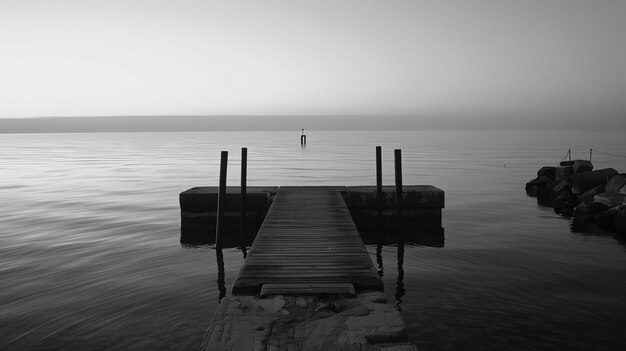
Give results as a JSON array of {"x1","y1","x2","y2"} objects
[{"x1": 1, "y1": 0, "x2": 625, "y2": 127}]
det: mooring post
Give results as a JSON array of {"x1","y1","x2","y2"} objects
[
  {"x1": 590, "y1": 148, "x2": 592, "y2": 162},
  {"x1": 215, "y1": 151, "x2": 228, "y2": 250},
  {"x1": 376, "y1": 146, "x2": 383, "y2": 233},
  {"x1": 394, "y1": 149, "x2": 404, "y2": 242},
  {"x1": 301, "y1": 129, "x2": 307, "y2": 145},
  {"x1": 240, "y1": 147, "x2": 247, "y2": 247}
]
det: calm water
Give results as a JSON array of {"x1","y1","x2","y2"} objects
[{"x1": 1, "y1": 130, "x2": 626, "y2": 351}]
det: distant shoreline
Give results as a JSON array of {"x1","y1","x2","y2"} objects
[{"x1": 1, "y1": 115, "x2": 625, "y2": 133}]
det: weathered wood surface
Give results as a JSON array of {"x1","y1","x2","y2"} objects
[{"x1": 232, "y1": 186, "x2": 384, "y2": 295}]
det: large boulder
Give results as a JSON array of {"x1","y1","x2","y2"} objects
[
  {"x1": 553, "y1": 185, "x2": 578, "y2": 216},
  {"x1": 605, "y1": 174, "x2": 626, "y2": 194},
  {"x1": 596, "y1": 206, "x2": 620, "y2": 230},
  {"x1": 555, "y1": 166, "x2": 573, "y2": 182},
  {"x1": 580, "y1": 184, "x2": 605, "y2": 203},
  {"x1": 574, "y1": 201, "x2": 609, "y2": 221},
  {"x1": 593, "y1": 193, "x2": 626, "y2": 207},
  {"x1": 537, "y1": 166, "x2": 556, "y2": 180},
  {"x1": 570, "y1": 168, "x2": 618, "y2": 195},
  {"x1": 525, "y1": 176, "x2": 556, "y2": 196},
  {"x1": 550, "y1": 180, "x2": 571, "y2": 202},
  {"x1": 572, "y1": 160, "x2": 593, "y2": 173}
]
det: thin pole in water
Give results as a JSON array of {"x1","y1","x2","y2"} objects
[{"x1": 215, "y1": 151, "x2": 228, "y2": 250}]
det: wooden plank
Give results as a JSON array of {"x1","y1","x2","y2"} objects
[
  {"x1": 260, "y1": 283, "x2": 356, "y2": 297},
  {"x1": 231, "y1": 186, "x2": 383, "y2": 295}
]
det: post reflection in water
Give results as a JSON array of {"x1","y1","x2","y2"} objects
[
  {"x1": 362, "y1": 212, "x2": 444, "y2": 311},
  {"x1": 395, "y1": 231, "x2": 406, "y2": 311},
  {"x1": 376, "y1": 243, "x2": 384, "y2": 277},
  {"x1": 215, "y1": 248, "x2": 226, "y2": 302}
]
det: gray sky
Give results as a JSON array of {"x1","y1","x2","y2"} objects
[{"x1": 1, "y1": 0, "x2": 625, "y2": 128}]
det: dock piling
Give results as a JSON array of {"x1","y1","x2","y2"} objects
[
  {"x1": 215, "y1": 151, "x2": 228, "y2": 250},
  {"x1": 240, "y1": 147, "x2": 247, "y2": 247},
  {"x1": 394, "y1": 149, "x2": 405, "y2": 242},
  {"x1": 376, "y1": 146, "x2": 383, "y2": 234}
]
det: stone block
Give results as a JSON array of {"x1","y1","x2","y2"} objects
[
  {"x1": 580, "y1": 184, "x2": 605, "y2": 203},
  {"x1": 572, "y1": 160, "x2": 593, "y2": 173},
  {"x1": 595, "y1": 206, "x2": 620, "y2": 229},
  {"x1": 537, "y1": 166, "x2": 556, "y2": 180},
  {"x1": 605, "y1": 174, "x2": 626, "y2": 194},
  {"x1": 553, "y1": 185, "x2": 578, "y2": 216},
  {"x1": 593, "y1": 193, "x2": 626, "y2": 208},
  {"x1": 555, "y1": 166, "x2": 573, "y2": 182},
  {"x1": 525, "y1": 176, "x2": 556, "y2": 196},
  {"x1": 570, "y1": 168, "x2": 618, "y2": 194}
]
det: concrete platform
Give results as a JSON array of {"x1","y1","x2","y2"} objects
[{"x1": 201, "y1": 292, "x2": 418, "y2": 351}]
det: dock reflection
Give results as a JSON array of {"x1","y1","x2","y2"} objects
[
  {"x1": 376, "y1": 243, "x2": 384, "y2": 277},
  {"x1": 186, "y1": 218, "x2": 444, "y2": 310},
  {"x1": 359, "y1": 226, "x2": 445, "y2": 247}
]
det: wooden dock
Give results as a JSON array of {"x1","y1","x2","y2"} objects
[{"x1": 232, "y1": 186, "x2": 384, "y2": 295}]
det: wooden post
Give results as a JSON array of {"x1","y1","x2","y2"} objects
[
  {"x1": 215, "y1": 151, "x2": 228, "y2": 250},
  {"x1": 376, "y1": 146, "x2": 383, "y2": 233},
  {"x1": 394, "y1": 149, "x2": 404, "y2": 242},
  {"x1": 240, "y1": 147, "x2": 247, "y2": 247}
]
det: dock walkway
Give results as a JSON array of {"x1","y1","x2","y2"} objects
[{"x1": 232, "y1": 186, "x2": 384, "y2": 295}]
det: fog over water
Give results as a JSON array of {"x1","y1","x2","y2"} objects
[{"x1": 1, "y1": 0, "x2": 626, "y2": 129}]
